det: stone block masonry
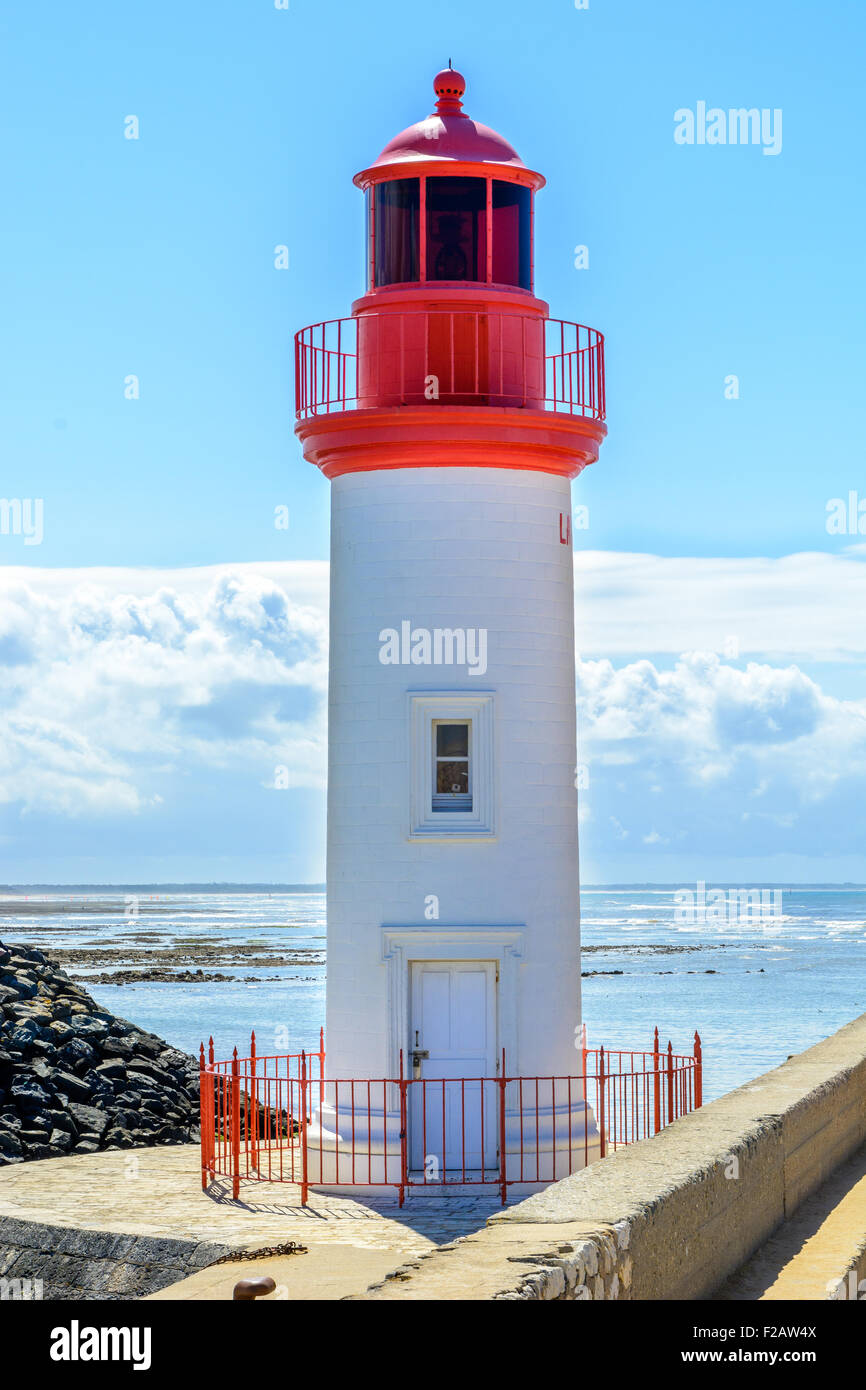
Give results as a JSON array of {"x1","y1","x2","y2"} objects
[{"x1": 0, "y1": 1218, "x2": 232, "y2": 1300}]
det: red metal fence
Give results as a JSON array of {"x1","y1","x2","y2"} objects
[
  {"x1": 200, "y1": 1028, "x2": 701, "y2": 1207},
  {"x1": 294, "y1": 313, "x2": 605, "y2": 422}
]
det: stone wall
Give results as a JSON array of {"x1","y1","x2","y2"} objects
[{"x1": 0, "y1": 1218, "x2": 231, "y2": 1301}]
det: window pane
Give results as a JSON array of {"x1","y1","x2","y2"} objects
[
  {"x1": 426, "y1": 177, "x2": 486, "y2": 282},
  {"x1": 436, "y1": 723, "x2": 469, "y2": 757},
  {"x1": 492, "y1": 181, "x2": 531, "y2": 290},
  {"x1": 436, "y1": 762, "x2": 469, "y2": 796},
  {"x1": 374, "y1": 179, "x2": 420, "y2": 287}
]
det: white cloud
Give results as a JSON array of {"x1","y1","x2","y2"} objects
[
  {"x1": 1, "y1": 557, "x2": 864, "y2": 871},
  {"x1": 576, "y1": 651, "x2": 866, "y2": 856},
  {"x1": 574, "y1": 547, "x2": 866, "y2": 658},
  {"x1": 0, "y1": 564, "x2": 329, "y2": 816}
]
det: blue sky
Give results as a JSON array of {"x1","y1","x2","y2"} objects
[{"x1": 1, "y1": 1, "x2": 865, "y2": 882}]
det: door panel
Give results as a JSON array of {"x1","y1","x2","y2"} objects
[{"x1": 409, "y1": 960, "x2": 497, "y2": 1173}]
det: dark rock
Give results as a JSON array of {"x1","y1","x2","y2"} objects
[
  {"x1": 67, "y1": 1016, "x2": 110, "y2": 1041},
  {"x1": 59, "y1": 1038, "x2": 97, "y2": 1069},
  {"x1": 125, "y1": 1064, "x2": 166, "y2": 1088},
  {"x1": 47, "y1": 1109, "x2": 77, "y2": 1136},
  {"x1": 18, "y1": 1128, "x2": 51, "y2": 1145},
  {"x1": 0, "y1": 937, "x2": 200, "y2": 1169},
  {"x1": 2, "y1": 973, "x2": 37, "y2": 998},
  {"x1": 157, "y1": 1125, "x2": 190, "y2": 1144},
  {"x1": 18, "y1": 1110, "x2": 50, "y2": 1132},
  {"x1": 51, "y1": 1070, "x2": 92, "y2": 1102},
  {"x1": 103, "y1": 1127, "x2": 135, "y2": 1149},
  {"x1": 9, "y1": 1077, "x2": 51, "y2": 1109},
  {"x1": 66, "y1": 1103, "x2": 109, "y2": 1137},
  {"x1": 93, "y1": 1060, "x2": 126, "y2": 1082}
]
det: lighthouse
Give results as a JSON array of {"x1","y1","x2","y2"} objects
[{"x1": 295, "y1": 67, "x2": 607, "y2": 1185}]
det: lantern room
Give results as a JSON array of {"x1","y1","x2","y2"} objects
[{"x1": 354, "y1": 67, "x2": 544, "y2": 298}]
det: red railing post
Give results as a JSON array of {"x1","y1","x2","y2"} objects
[
  {"x1": 319, "y1": 1025, "x2": 325, "y2": 1104},
  {"x1": 300, "y1": 1049, "x2": 309, "y2": 1206},
  {"x1": 199, "y1": 1042, "x2": 208, "y2": 1191},
  {"x1": 694, "y1": 1031, "x2": 703, "y2": 1109},
  {"x1": 398, "y1": 1048, "x2": 407, "y2": 1208},
  {"x1": 230, "y1": 1048, "x2": 240, "y2": 1200},
  {"x1": 653, "y1": 1025, "x2": 661, "y2": 1135},
  {"x1": 249, "y1": 1030, "x2": 258, "y2": 1172},
  {"x1": 666, "y1": 1041, "x2": 674, "y2": 1125},
  {"x1": 498, "y1": 1047, "x2": 507, "y2": 1205},
  {"x1": 597, "y1": 1046, "x2": 606, "y2": 1159}
]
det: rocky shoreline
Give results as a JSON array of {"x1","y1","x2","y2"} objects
[
  {"x1": 36, "y1": 943, "x2": 322, "y2": 987},
  {"x1": 0, "y1": 938, "x2": 200, "y2": 1167}
]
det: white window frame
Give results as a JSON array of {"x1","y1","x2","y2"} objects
[
  {"x1": 432, "y1": 717, "x2": 472, "y2": 812},
  {"x1": 409, "y1": 693, "x2": 495, "y2": 838}
]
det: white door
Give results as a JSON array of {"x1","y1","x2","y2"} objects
[{"x1": 409, "y1": 960, "x2": 498, "y2": 1175}]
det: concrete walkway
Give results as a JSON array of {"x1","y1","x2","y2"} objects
[
  {"x1": 715, "y1": 1142, "x2": 866, "y2": 1301},
  {"x1": 0, "y1": 1145, "x2": 504, "y2": 1300}
]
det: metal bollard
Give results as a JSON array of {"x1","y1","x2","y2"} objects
[{"x1": 232, "y1": 1277, "x2": 276, "y2": 1301}]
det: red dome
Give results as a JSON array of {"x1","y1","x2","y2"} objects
[{"x1": 354, "y1": 68, "x2": 544, "y2": 189}]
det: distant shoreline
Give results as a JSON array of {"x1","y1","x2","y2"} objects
[
  {"x1": 0, "y1": 884, "x2": 327, "y2": 894},
  {"x1": 2, "y1": 882, "x2": 865, "y2": 894}
]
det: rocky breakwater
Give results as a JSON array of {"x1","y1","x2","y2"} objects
[{"x1": 0, "y1": 939, "x2": 200, "y2": 1166}]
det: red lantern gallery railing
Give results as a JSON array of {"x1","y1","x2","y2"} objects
[
  {"x1": 199, "y1": 1027, "x2": 702, "y2": 1207},
  {"x1": 294, "y1": 313, "x2": 605, "y2": 422}
]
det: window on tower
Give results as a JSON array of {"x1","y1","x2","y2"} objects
[
  {"x1": 432, "y1": 721, "x2": 472, "y2": 811},
  {"x1": 409, "y1": 694, "x2": 495, "y2": 838},
  {"x1": 426, "y1": 177, "x2": 487, "y2": 283},
  {"x1": 373, "y1": 179, "x2": 420, "y2": 287},
  {"x1": 492, "y1": 181, "x2": 531, "y2": 290}
]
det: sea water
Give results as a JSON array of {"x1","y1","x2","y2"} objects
[{"x1": 4, "y1": 886, "x2": 865, "y2": 1103}]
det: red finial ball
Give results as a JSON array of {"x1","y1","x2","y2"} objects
[
  {"x1": 433, "y1": 67, "x2": 466, "y2": 114},
  {"x1": 433, "y1": 67, "x2": 466, "y2": 100}
]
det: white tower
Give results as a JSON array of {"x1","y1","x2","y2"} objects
[{"x1": 295, "y1": 68, "x2": 607, "y2": 1186}]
